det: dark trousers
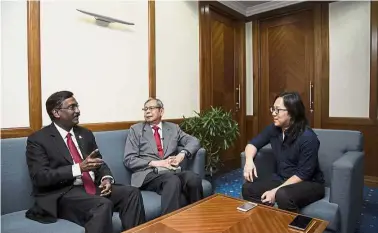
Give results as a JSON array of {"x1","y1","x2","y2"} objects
[
  {"x1": 141, "y1": 171, "x2": 203, "y2": 215},
  {"x1": 241, "y1": 178, "x2": 325, "y2": 212},
  {"x1": 57, "y1": 185, "x2": 145, "y2": 233}
]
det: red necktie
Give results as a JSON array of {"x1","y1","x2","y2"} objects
[
  {"x1": 66, "y1": 133, "x2": 96, "y2": 195},
  {"x1": 152, "y1": 126, "x2": 164, "y2": 158}
]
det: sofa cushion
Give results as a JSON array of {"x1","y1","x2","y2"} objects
[
  {"x1": 93, "y1": 130, "x2": 132, "y2": 186},
  {"x1": 1, "y1": 137, "x2": 33, "y2": 215},
  {"x1": 1, "y1": 210, "x2": 84, "y2": 233},
  {"x1": 313, "y1": 129, "x2": 363, "y2": 186},
  {"x1": 141, "y1": 191, "x2": 162, "y2": 221},
  {"x1": 300, "y1": 187, "x2": 339, "y2": 232},
  {"x1": 202, "y1": 179, "x2": 213, "y2": 198}
]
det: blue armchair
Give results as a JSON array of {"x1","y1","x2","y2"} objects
[{"x1": 241, "y1": 129, "x2": 364, "y2": 233}]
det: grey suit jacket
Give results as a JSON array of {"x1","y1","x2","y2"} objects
[{"x1": 123, "y1": 121, "x2": 201, "y2": 188}]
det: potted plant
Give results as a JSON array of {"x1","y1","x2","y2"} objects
[{"x1": 180, "y1": 106, "x2": 240, "y2": 179}]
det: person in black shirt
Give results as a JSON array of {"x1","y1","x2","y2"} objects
[{"x1": 242, "y1": 91, "x2": 325, "y2": 212}]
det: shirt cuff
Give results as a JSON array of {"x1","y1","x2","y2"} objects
[
  {"x1": 72, "y1": 164, "x2": 82, "y2": 177},
  {"x1": 180, "y1": 150, "x2": 189, "y2": 157},
  {"x1": 101, "y1": 176, "x2": 115, "y2": 184}
]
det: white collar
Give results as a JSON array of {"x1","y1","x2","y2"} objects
[
  {"x1": 150, "y1": 122, "x2": 162, "y2": 130},
  {"x1": 54, "y1": 122, "x2": 75, "y2": 139}
]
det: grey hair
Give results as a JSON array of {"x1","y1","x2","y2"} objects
[{"x1": 144, "y1": 98, "x2": 164, "y2": 108}]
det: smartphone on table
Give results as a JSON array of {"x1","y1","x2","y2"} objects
[
  {"x1": 288, "y1": 215, "x2": 313, "y2": 231},
  {"x1": 237, "y1": 202, "x2": 257, "y2": 212}
]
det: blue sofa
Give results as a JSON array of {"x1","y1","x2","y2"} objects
[
  {"x1": 241, "y1": 129, "x2": 364, "y2": 233},
  {"x1": 1, "y1": 129, "x2": 213, "y2": 233}
]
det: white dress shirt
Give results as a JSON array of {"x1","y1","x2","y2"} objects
[
  {"x1": 149, "y1": 122, "x2": 188, "y2": 157},
  {"x1": 150, "y1": 122, "x2": 163, "y2": 147},
  {"x1": 54, "y1": 123, "x2": 113, "y2": 185}
]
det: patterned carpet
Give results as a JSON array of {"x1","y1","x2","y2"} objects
[{"x1": 213, "y1": 168, "x2": 378, "y2": 233}]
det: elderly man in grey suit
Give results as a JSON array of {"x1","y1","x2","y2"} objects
[{"x1": 124, "y1": 98, "x2": 203, "y2": 214}]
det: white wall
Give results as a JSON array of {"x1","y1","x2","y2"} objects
[
  {"x1": 1, "y1": 0, "x2": 29, "y2": 128},
  {"x1": 1, "y1": 0, "x2": 202, "y2": 129},
  {"x1": 40, "y1": 0, "x2": 149, "y2": 125},
  {"x1": 245, "y1": 22, "x2": 253, "y2": 115},
  {"x1": 329, "y1": 1, "x2": 371, "y2": 118},
  {"x1": 155, "y1": 0, "x2": 199, "y2": 118}
]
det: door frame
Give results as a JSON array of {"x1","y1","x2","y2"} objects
[
  {"x1": 199, "y1": 1, "x2": 247, "y2": 170},
  {"x1": 250, "y1": 2, "x2": 329, "y2": 136}
]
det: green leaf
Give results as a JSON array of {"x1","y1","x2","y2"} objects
[{"x1": 180, "y1": 107, "x2": 240, "y2": 175}]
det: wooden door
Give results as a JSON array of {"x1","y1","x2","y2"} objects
[
  {"x1": 259, "y1": 9, "x2": 315, "y2": 131},
  {"x1": 200, "y1": 3, "x2": 246, "y2": 171}
]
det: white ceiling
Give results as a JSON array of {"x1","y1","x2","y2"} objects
[{"x1": 218, "y1": 1, "x2": 305, "y2": 17}]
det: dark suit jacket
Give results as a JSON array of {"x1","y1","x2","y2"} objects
[{"x1": 25, "y1": 123, "x2": 112, "y2": 220}]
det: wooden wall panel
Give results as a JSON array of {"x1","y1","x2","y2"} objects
[{"x1": 148, "y1": 0, "x2": 156, "y2": 98}]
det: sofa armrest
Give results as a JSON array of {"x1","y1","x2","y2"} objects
[
  {"x1": 330, "y1": 151, "x2": 364, "y2": 233},
  {"x1": 240, "y1": 145, "x2": 275, "y2": 180},
  {"x1": 186, "y1": 148, "x2": 206, "y2": 179}
]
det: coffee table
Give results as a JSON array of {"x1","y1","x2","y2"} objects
[{"x1": 123, "y1": 194, "x2": 328, "y2": 233}]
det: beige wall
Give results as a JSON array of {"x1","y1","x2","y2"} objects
[
  {"x1": 1, "y1": 1, "x2": 29, "y2": 128},
  {"x1": 329, "y1": 1, "x2": 371, "y2": 118},
  {"x1": 245, "y1": 21, "x2": 253, "y2": 116},
  {"x1": 1, "y1": 0, "x2": 200, "y2": 129},
  {"x1": 156, "y1": 0, "x2": 199, "y2": 119}
]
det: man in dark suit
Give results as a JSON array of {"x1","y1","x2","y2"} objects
[
  {"x1": 123, "y1": 98, "x2": 203, "y2": 215},
  {"x1": 26, "y1": 91, "x2": 145, "y2": 233}
]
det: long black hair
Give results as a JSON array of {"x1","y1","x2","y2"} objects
[{"x1": 275, "y1": 91, "x2": 308, "y2": 144}]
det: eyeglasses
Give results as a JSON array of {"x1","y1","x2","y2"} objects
[
  {"x1": 142, "y1": 106, "x2": 161, "y2": 111},
  {"x1": 57, "y1": 104, "x2": 80, "y2": 111},
  {"x1": 270, "y1": 106, "x2": 287, "y2": 114}
]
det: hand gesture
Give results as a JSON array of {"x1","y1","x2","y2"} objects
[
  {"x1": 99, "y1": 179, "x2": 112, "y2": 197},
  {"x1": 261, "y1": 188, "x2": 277, "y2": 204},
  {"x1": 149, "y1": 157, "x2": 175, "y2": 169},
  {"x1": 243, "y1": 161, "x2": 258, "y2": 182},
  {"x1": 79, "y1": 149, "x2": 103, "y2": 172},
  {"x1": 169, "y1": 153, "x2": 185, "y2": 166}
]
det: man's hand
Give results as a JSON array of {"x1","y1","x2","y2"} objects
[
  {"x1": 149, "y1": 158, "x2": 174, "y2": 169},
  {"x1": 261, "y1": 188, "x2": 278, "y2": 204},
  {"x1": 79, "y1": 149, "x2": 103, "y2": 172},
  {"x1": 243, "y1": 161, "x2": 258, "y2": 182},
  {"x1": 169, "y1": 153, "x2": 185, "y2": 166},
  {"x1": 99, "y1": 179, "x2": 112, "y2": 197}
]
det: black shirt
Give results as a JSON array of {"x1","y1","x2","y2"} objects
[{"x1": 249, "y1": 124, "x2": 324, "y2": 183}]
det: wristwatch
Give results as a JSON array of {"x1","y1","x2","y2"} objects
[{"x1": 180, "y1": 150, "x2": 189, "y2": 157}]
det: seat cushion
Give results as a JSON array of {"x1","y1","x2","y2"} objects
[
  {"x1": 202, "y1": 179, "x2": 213, "y2": 197},
  {"x1": 1, "y1": 210, "x2": 84, "y2": 233},
  {"x1": 141, "y1": 191, "x2": 162, "y2": 221},
  {"x1": 300, "y1": 188, "x2": 339, "y2": 232},
  {"x1": 113, "y1": 191, "x2": 162, "y2": 230}
]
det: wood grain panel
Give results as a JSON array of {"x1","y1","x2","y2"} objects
[
  {"x1": 1, "y1": 128, "x2": 34, "y2": 139},
  {"x1": 259, "y1": 8, "x2": 317, "y2": 130},
  {"x1": 148, "y1": 0, "x2": 156, "y2": 98},
  {"x1": 123, "y1": 194, "x2": 328, "y2": 233},
  {"x1": 199, "y1": 2, "x2": 246, "y2": 172},
  {"x1": 76, "y1": 119, "x2": 184, "y2": 133},
  {"x1": 1, "y1": 1, "x2": 42, "y2": 139},
  {"x1": 245, "y1": 115, "x2": 255, "y2": 144}
]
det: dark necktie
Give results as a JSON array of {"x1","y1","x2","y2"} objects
[
  {"x1": 66, "y1": 133, "x2": 96, "y2": 195},
  {"x1": 152, "y1": 125, "x2": 164, "y2": 158}
]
